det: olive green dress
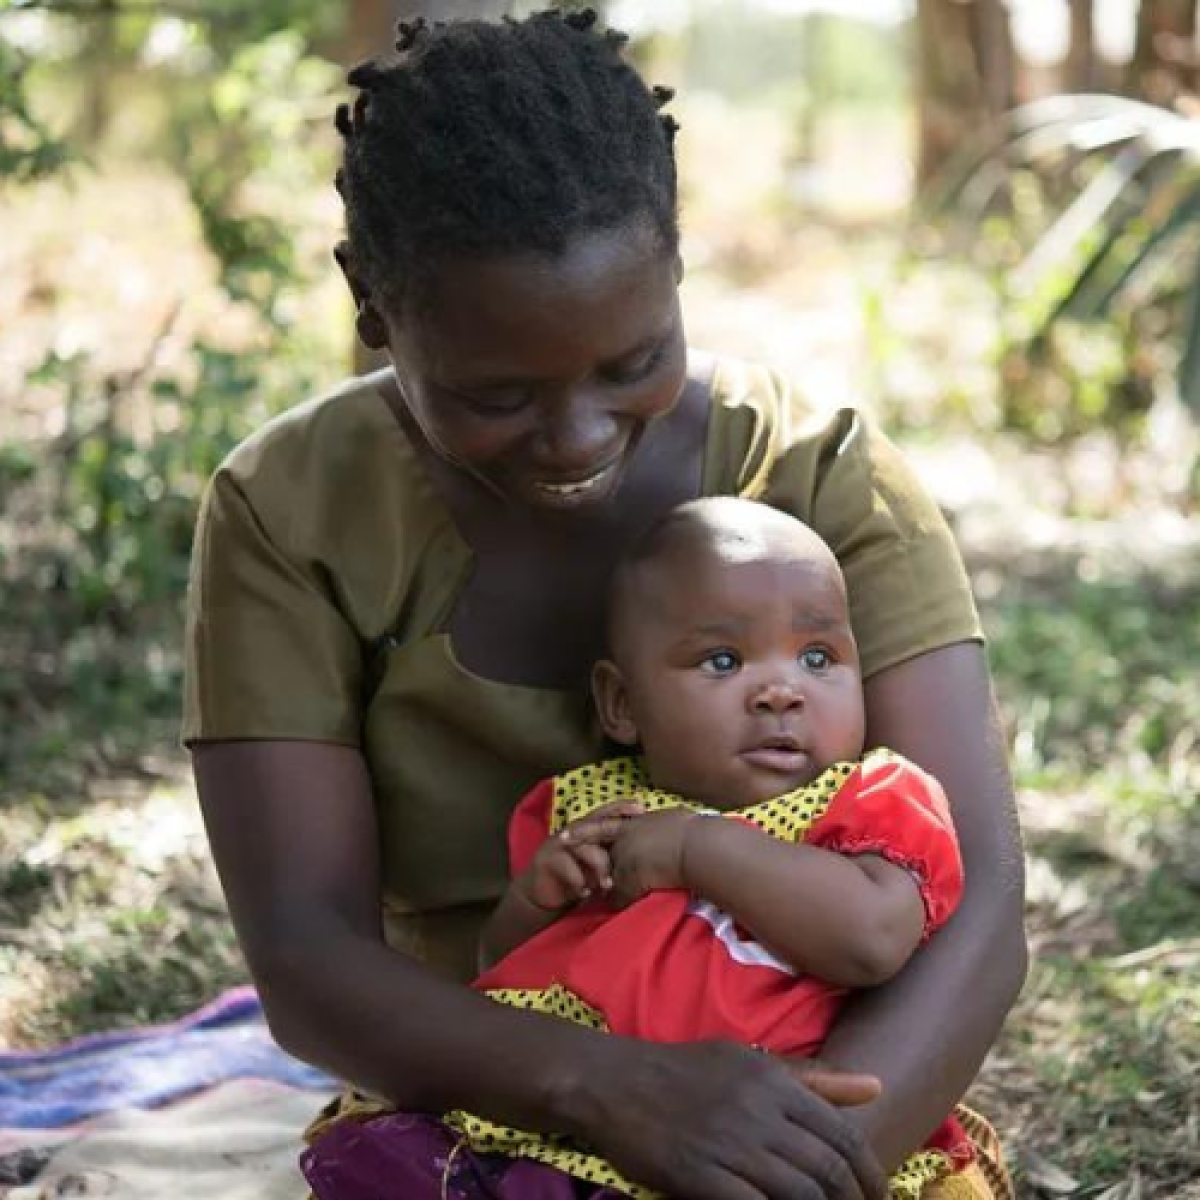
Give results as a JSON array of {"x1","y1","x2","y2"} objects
[{"x1": 183, "y1": 356, "x2": 982, "y2": 984}]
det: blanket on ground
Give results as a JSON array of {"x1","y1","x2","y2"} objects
[{"x1": 0, "y1": 989, "x2": 336, "y2": 1199}]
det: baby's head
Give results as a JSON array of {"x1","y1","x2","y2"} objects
[{"x1": 592, "y1": 498, "x2": 865, "y2": 808}]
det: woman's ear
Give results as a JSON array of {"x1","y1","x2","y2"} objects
[
  {"x1": 591, "y1": 659, "x2": 639, "y2": 746},
  {"x1": 334, "y1": 240, "x2": 389, "y2": 350}
]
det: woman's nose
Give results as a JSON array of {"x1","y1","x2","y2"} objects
[
  {"x1": 535, "y1": 389, "x2": 617, "y2": 470},
  {"x1": 751, "y1": 680, "x2": 804, "y2": 715}
]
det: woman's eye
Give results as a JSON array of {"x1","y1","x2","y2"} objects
[
  {"x1": 603, "y1": 342, "x2": 667, "y2": 386},
  {"x1": 442, "y1": 384, "x2": 530, "y2": 414},
  {"x1": 800, "y1": 647, "x2": 832, "y2": 672},
  {"x1": 700, "y1": 650, "x2": 740, "y2": 675}
]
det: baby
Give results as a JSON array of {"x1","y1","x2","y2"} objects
[{"x1": 303, "y1": 497, "x2": 973, "y2": 1200}]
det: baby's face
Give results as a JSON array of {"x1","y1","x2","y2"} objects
[{"x1": 598, "y1": 538, "x2": 865, "y2": 809}]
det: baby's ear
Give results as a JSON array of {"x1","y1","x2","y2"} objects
[{"x1": 591, "y1": 659, "x2": 639, "y2": 745}]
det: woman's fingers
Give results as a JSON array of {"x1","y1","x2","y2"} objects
[
  {"x1": 785, "y1": 1065, "x2": 883, "y2": 1108},
  {"x1": 778, "y1": 1088, "x2": 888, "y2": 1200},
  {"x1": 586, "y1": 1040, "x2": 887, "y2": 1200}
]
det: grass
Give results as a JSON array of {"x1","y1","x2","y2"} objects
[{"x1": 963, "y1": 545, "x2": 1200, "y2": 1198}]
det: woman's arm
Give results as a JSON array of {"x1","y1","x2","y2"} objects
[
  {"x1": 192, "y1": 740, "x2": 594, "y2": 1123},
  {"x1": 194, "y1": 739, "x2": 889, "y2": 1200},
  {"x1": 814, "y1": 642, "x2": 1028, "y2": 1170}
]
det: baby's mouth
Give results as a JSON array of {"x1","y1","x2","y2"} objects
[{"x1": 741, "y1": 734, "x2": 808, "y2": 774}]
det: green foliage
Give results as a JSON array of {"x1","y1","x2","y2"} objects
[
  {"x1": 0, "y1": 4, "x2": 343, "y2": 796},
  {"x1": 0, "y1": 28, "x2": 74, "y2": 181},
  {"x1": 985, "y1": 570, "x2": 1200, "y2": 795},
  {"x1": 911, "y1": 96, "x2": 1200, "y2": 459}
]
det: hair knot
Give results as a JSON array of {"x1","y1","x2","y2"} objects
[
  {"x1": 395, "y1": 18, "x2": 428, "y2": 52},
  {"x1": 563, "y1": 8, "x2": 599, "y2": 31}
]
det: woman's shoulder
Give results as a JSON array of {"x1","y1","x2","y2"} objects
[
  {"x1": 702, "y1": 353, "x2": 858, "y2": 497},
  {"x1": 212, "y1": 370, "x2": 448, "y2": 557},
  {"x1": 220, "y1": 372, "x2": 406, "y2": 490}
]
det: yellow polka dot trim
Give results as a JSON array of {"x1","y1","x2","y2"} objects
[
  {"x1": 550, "y1": 754, "x2": 870, "y2": 843},
  {"x1": 890, "y1": 1150, "x2": 956, "y2": 1197}
]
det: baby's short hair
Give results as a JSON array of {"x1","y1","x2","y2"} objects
[{"x1": 606, "y1": 497, "x2": 841, "y2": 658}]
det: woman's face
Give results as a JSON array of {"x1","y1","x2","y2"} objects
[{"x1": 375, "y1": 220, "x2": 688, "y2": 513}]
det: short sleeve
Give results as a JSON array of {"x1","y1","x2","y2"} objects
[
  {"x1": 182, "y1": 468, "x2": 364, "y2": 746},
  {"x1": 751, "y1": 378, "x2": 982, "y2": 680},
  {"x1": 508, "y1": 778, "x2": 556, "y2": 877},
  {"x1": 804, "y1": 754, "x2": 964, "y2": 936}
]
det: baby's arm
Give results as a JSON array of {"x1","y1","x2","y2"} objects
[
  {"x1": 683, "y1": 821, "x2": 925, "y2": 988},
  {"x1": 478, "y1": 802, "x2": 642, "y2": 972}
]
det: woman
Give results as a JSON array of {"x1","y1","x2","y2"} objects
[{"x1": 185, "y1": 10, "x2": 1026, "y2": 1199}]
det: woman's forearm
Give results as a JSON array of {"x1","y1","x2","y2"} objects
[
  {"x1": 825, "y1": 641, "x2": 1029, "y2": 1169},
  {"x1": 256, "y1": 911, "x2": 606, "y2": 1132},
  {"x1": 815, "y1": 875, "x2": 1026, "y2": 1168}
]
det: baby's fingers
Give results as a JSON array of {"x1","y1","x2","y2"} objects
[
  {"x1": 562, "y1": 809, "x2": 642, "y2": 847},
  {"x1": 569, "y1": 842, "x2": 613, "y2": 894},
  {"x1": 540, "y1": 851, "x2": 591, "y2": 904}
]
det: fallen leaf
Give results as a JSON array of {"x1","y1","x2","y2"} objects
[
  {"x1": 1092, "y1": 1176, "x2": 1143, "y2": 1200},
  {"x1": 1020, "y1": 1147, "x2": 1080, "y2": 1194}
]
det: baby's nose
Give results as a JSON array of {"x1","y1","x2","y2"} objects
[{"x1": 751, "y1": 681, "x2": 804, "y2": 714}]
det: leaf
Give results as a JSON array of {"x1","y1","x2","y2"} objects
[
  {"x1": 1092, "y1": 1177, "x2": 1143, "y2": 1200},
  {"x1": 1020, "y1": 1147, "x2": 1080, "y2": 1194}
]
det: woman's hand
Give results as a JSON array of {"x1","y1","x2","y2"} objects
[{"x1": 574, "y1": 1039, "x2": 889, "y2": 1200}]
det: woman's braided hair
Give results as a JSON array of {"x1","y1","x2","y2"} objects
[{"x1": 334, "y1": 8, "x2": 680, "y2": 310}]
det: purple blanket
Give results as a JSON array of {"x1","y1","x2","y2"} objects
[{"x1": 0, "y1": 988, "x2": 334, "y2": 1129}]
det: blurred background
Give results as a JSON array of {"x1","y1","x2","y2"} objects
[{"x1": 2, "y1": 2, "x2": 1198, "y2": 1194}]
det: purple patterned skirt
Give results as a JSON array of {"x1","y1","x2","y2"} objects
[{"x1": 301, "y1": 1111, "x2": 628, "y2": 1200}]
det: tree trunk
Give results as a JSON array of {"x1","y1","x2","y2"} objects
[
  {"x1": 969, "y1": 0, "x2": 1016, "y2": 116},
  {"x1": 1066, "y1": 0, "x2": 1097, "y2": 92},
  {"x1": 916, "y1": 0, "x2": 1015, "y2": 190},
  {"x1": 1127, "y1": 0, "x2": 1199, "y2": 106}
]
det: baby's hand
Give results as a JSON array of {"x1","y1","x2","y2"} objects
[
  {"x1": 520, "y1": 801, "x2": 643, "y2": 912},
  {"x1": 608, "y1": 808, "x2": 702, "y2": 908}
]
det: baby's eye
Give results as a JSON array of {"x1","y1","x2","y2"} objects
[
  {"x1": 700, "y1": 650, "x2": 740, "y2": 675},
  {"x1": 800, "y1": 647, "x2": 832, "y2": 672}
]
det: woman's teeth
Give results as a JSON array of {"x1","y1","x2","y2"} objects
[{"x1": 533, "y1": 465, "x2": 613, "y2": 499}]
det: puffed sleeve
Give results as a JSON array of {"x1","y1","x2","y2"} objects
[
  {"x1": 804, "y1": 753, "x2": 964, "y2": 937},
  {"x1": 182, "y1": 466, "x2": 364, "y2": 746},
  {"x1": 507, "y1": 778, "x2": 556, "y2": 877},
  {"x1": 750, "y1": 373, "x2": 982, "y2": 679}
]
